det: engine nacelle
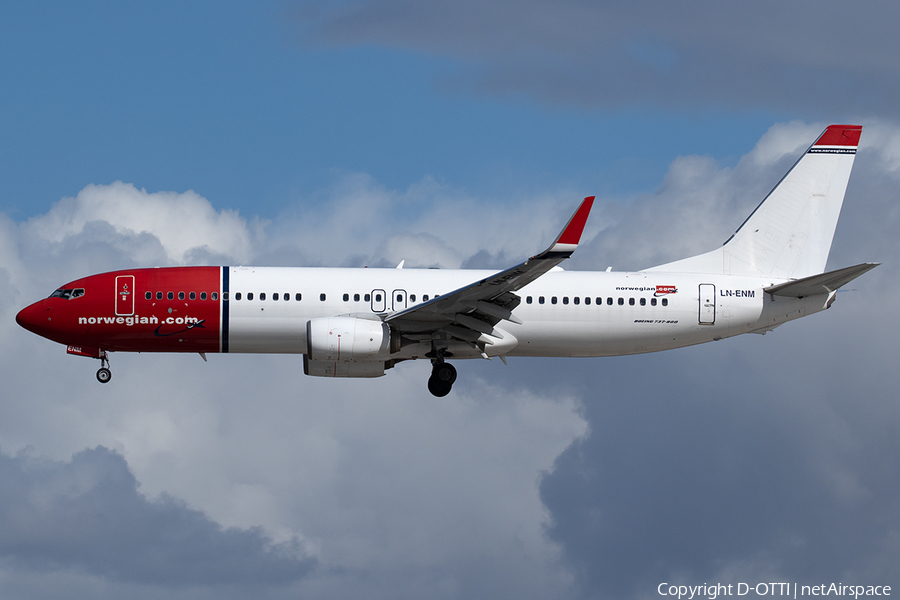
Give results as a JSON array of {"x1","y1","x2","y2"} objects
[{"x1": 306, "y1": 317, "x2": 391, "y2": 362}]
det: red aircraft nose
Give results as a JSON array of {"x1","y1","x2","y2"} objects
[{"x1": 16, "y1": 301, "x2": 51, "y2": 336}]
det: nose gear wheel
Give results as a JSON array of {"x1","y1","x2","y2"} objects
[{"x1": 95, "y1": 352, "x2": 111, "y2": 384}]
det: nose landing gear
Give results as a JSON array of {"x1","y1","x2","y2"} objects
[
  {"x1": 428, "y1": 360, "x2": 457, "y2": 397},
  {"x1": 96, "y1": 352, "x2": 112, "y2": 384},
  {"x1": 67, "y1": 345, "x2": 113, "y2": 383}
]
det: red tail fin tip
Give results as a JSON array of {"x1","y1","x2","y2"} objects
[{"x1": 814, "y1": 124, "x2": 862, "y2": 147}]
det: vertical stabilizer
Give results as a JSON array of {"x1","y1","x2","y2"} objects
[{"x1": 648, "y1": 125, "x2": 862, "y2": 279}]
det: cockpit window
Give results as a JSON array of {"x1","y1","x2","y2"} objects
[{"x1": 49, "y1": 288, "x2": 85, "y2": 300}]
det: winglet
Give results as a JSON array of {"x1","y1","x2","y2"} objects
[{"x1": 548, "y1": 196, "x2": 594, "y2": 254}]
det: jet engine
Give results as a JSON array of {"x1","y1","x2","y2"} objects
[{"x1": 306, "y1": 317, "x2": 391, "y2": 362}]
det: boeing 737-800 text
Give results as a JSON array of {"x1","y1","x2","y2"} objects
[{"x1": 16, "y1": 125, "x2": 877, "y2": 396}]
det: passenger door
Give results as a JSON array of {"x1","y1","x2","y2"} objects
[
  {"x1": 699, "y1": 284, "x2": 715, "y2": 325},
  {"x1": 115, "y1": 275, "x2": 135, "y2": 316},
  {"x1": 392, "y1": 289, "x2": 407, "y2": 311},
  {"x1": 371, "y1": 289, "x2": 386, "y2": 312}
]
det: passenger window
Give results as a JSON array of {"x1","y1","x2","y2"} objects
[
  {"x1": 662, "y1": 298, "x2": 668, "y2": 306},
  {"x1": 423, "y1": 294, "x2": 429, "y2": 301},
  {"x1": 551, "y1": 297, "x2": 558, "y2": 305},
  {"x1": 539, "y1": 296, "x2": 545, "y2": 304},
  {"x1": 574, "y1": 297, "x2": 580, "y2": 305},
  {"x1": 190, "y1": 292, "x2": 196, "y2": 300},
  {"x1": 409, "y1": 294, "x2": 415, "y2": 302},
  {"x1": 283, "y1": 292, "x2": 289, "y2": 300},
  {"x1": 343, "y1": 293, "x2": 349, "y2": 302},
  {"x1": 248, "y1": 292, "x2": 254, "y2": 300},
  {"x1": 355, "y1": 293, "x2": 361, "y2": 301},
  {"x1": 629, "y1": 298, "x2": 635, "y2": 306},
  {"x1": 145, "y1": 291, "x2": 152, "y2": 300},
  {"x1": 235, "y1": 292, "x2": 242, "y2": 300},
  {"x1": 178, "y1": 292, "x2": 185, "y2": 300},
  {"x1": 585, "y1": 297, "x2": 591, "y2": 305},
  {"x1": 320, "y1": 293, "x2": 326, "y2": 301},
  {"x1": 651, "y1": 298, "x2": 657, "y2": 306},
  {"x1": 201, "y1": 292, "x2": 207, "y2": 300},
  {"x1": 295, "y1": 293, "x2": 302, "y2": 301},
  {"x1": 562, "y1": 297, "x2": 569, "y2": 305},
  {"x1": 273, "y1": 293, "x2": 279, "y2": 301},
  {"x1": 260, "y1": 292, "x2": 266, "y2": 301},
  {"x1": 157, "y1": 292, "x2": 163, "y2": 300},
  {"x1": 640, "y1": 298, "x2": 646, "y2": 306},
  {"x1": 396, "y1": 294, "x2": 402, "y2": 303},
  {"x1": 375, "y1": 293, "x2": 381, "y2": 302},
  {"x1": 364, "y1": 293, "x2": 370, "y2": 302},
  {"x1": 526, "y1": 296, "x2": 532, "y2": 304},
  {"x1": 167, "y1": 292, "x2": 174, "y2": 300},
  {"x1": 618, "y1": 298, "x2": 624, "y2": 306}
]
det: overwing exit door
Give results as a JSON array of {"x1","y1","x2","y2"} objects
[
  {"x1": 371, "y1": 289, "x2": 386, "y2": 312},
  {"x1": 392, "y1": 289, "x2": 407, "y2": 311}
]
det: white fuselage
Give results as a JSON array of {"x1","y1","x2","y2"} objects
[{"x1": 226, "y1": 266, "x2": 828, "y2": 358}]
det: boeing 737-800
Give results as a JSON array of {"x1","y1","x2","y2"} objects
[{"x1": 16, "y1": 125, "x2": 877, "y2": 396}]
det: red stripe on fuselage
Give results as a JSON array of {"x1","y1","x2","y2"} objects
[{"x1": 22, "y1": 267, "x2": 222, "y2": 353}]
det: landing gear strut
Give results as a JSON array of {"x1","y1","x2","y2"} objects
[
  {"x1": 96, "y1": 352, "x2": 111, "y2": 384},
  {"x1": 428, "y1": 359, "x2": 457, "y2": 397}
]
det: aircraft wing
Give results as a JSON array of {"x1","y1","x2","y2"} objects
[{"x1": 385, "y1": 197, "x2": 594, "y2": 345}]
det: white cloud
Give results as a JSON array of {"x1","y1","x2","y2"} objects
[
  {"x1": 21, "y1": 182, "x2": 257, "y2": 266},
  {"x1": 263, "y1": 174, "x2": 574, "y2": 269},
  {"x1": 3, "y1": 120, "x2": 900, "y2": 598}
]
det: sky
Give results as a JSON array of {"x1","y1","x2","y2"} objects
[{"x1": 2, "y1": 1, "x2": 900, "y2": 598}]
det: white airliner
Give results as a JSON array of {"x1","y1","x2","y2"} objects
[{"x1": 16, "y1": 125, "x2": 877, "y2": 396}]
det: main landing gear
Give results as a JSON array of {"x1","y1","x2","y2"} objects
[
  {"x1": 96, "y1": 352, "x2": 112, "y2": 384},
  {"x1": 428, "y1": 359, "x2": 457, "y2": 397}
]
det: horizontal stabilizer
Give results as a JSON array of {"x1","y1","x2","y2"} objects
[{"x1": 764, "y1": 263, "x2": 879, "y2": 298}]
